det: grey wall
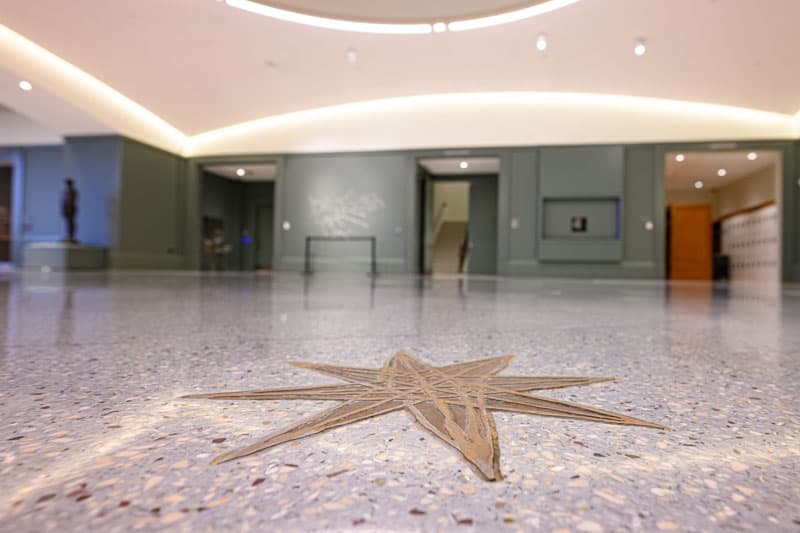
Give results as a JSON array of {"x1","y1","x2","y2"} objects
[
  {"x1": 787, "y1": 141, "x2": 800, "y2": 281},
  {"x1": 62, "y1": 136, "x2": 122, "y2": 248},
  {"x1": 243, "y1": 182, "x2": 274, "y2": 269},
  {"x1": 21, "y1": 145, "x2": 64, "y2": 243},
  {"x1": 114, "y1": 139, "x2": 186, "y2": 269},
  {"x1": 504, "y1": 145, "x2": 659, "y2": 277},
  {"x1": 9, "y1": 135, "x2": 795, "y2": 280},
  {"x1": 276, "y1": 153, "x2": 412, "y2": 273}
]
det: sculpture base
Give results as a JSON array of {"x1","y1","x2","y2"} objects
[{"x1": 22, "y1": 242, "x2": 108, "y2": 270}]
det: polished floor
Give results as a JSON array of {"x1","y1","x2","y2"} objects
[{"x1": 1, "y1": 271, "x2": 798, "y2": 532}]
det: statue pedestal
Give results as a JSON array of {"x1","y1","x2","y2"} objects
[{"x1": 22, "y1": 242, "x2": 108, "y2": 270}]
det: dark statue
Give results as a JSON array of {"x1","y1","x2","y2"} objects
[{"x1": 61, "y1": 178, "x2": 78, "y2": 243}]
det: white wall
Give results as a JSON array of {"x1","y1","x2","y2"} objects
[
  {"x1": 666, "y1": 189, "x2": 715, "y2": 207},
  {"x1": 433, "y1": 182, "x2": 469, "y2": 223},
  {"x1": 715, "y1": 165, "x2": 776, "y2": 218},
  {"x1": 721, "y1": 204, "x2": 779, "y2": 283},
  {"x1": 0, "y1": 108, "x2": 61, "y2": 146}
]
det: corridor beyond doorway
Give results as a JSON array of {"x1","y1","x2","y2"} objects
[
  {"x1": 432, "y1": 181, "x2": 469, "y2": 274},
  {"x1": 664, "y1": 149, "x2": 781, "y2": 283},
  {"x1": 418, "y1": 157, "x2": 499, "y2": 276}
]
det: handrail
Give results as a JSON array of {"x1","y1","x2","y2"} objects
[{"x1": 433, "y1": 202, "x2": 447, "y2": 241}]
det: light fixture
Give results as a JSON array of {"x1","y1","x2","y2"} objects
[
  {"x1": 459, "y1": 161, "x2": 469, "y2": 169},
  {"x1": 346, "y1": 48, "x2": 358, "y2": 63},
  {"x1": 18, "y1": 80, "x2": 32, "y2": 91},
  {"x1": 226, "y1": 0, "x2": 580, "y2": 34},
  {"x1": 634, "y1": 38, "x2": 647, "y2": 56},
  {"x1": 225, "y1": 0, "x2": 433, "y2": 34},
  {"x1": 448, "y1": 0, "x2": 582, "y2": 32},
  {"x1": 747, "y1": 151, "x2": 758, "y2": 161},
  {"x1": 675, "y1": 153, "x2": 685, "y2": 162},
  {"x1": 282, "y1": 221, "x2": 291, "y2": 231},
  {"x1": 694, "y1": 180, "x2": 704, "y2": 189},
  {"x1": 236, "y1": 168, "x2": 246, "y2": 176},
  {"x1": 536, "y1": 33, "x2": 548, "y2": 52},
  {"x1": 717, "y1": 168, "x2": 727, "y2": 177}
]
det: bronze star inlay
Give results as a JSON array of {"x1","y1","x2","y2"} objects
[{"x1": 182, "y1": 352, "x2": 664, "y2": 480}]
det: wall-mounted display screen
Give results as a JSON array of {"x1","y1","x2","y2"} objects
[{"x1": 542, "y1": 198, "x2": 619, "y2": 239}]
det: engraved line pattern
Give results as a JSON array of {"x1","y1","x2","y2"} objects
[{"x1": 182, "y1": 351, "x2": 664, "y2": 480}]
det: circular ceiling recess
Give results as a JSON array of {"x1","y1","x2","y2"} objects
[
  {"x1": 256, "y1": 0, "x2": 554, "y2": 24},
  {"x1": 229, "y1": 0, "x2": 580, "y2": 33}
]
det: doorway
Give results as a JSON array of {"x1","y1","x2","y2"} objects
[
  {"x1": 664, "y1": 149, "x2": 781, "y2": 283},
  {"x1": 201, "y1": 163, "x2": 276, "y2": 271},
  {"x1": 0, "y1": 164, "x2": 11, "y2": 264},
  {"x1": 418, "y1": 157, "x2": 499, "y2": 275}
]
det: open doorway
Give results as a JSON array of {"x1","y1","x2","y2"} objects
[
  {"x1": 0, "y1": 164, "x2": 11, "y2": 265},
  {"x1": 664, "y1": 149, "x2": 781, "y2": 283},
  {"x1": 418, "y1": 157, "x2": 499, "y2": 275},
  {"x1": 201, "y1": 163, "x2": 276, "y2": 271}
]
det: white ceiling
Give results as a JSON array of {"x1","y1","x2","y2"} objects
[
  {"x1": 419, "y1": 157, "x2": 500, "y2": 175},
  {"x1": 665, "y1": 150, "x2": 780, "y2": 192},
  {"x1": 0, "y1": 0, "x2": 799, "y2": 153},
  {"x1": 204, "y1": 163, "x2": 278, "y2": 181}
]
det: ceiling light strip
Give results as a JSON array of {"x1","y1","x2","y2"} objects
[
  {"x1": 448, "y1": 0, "x2": 582, "y2": 32},
  {"x1": 0, "y1": 24, "x2": 186, "y2": 152},
  {"x1": 225, "y1": 0, "x2": 433, "y2": 34}
]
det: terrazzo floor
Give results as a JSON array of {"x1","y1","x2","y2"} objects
[{"x1": 1, "y1": 271, "x2": 798, "y2": 532}]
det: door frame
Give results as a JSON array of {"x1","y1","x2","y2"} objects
[
  {"x1": 412, "y1": 149, "x2": 509, "y2": 275},
  {"x1": 657, "y1": 142, "x2": 792, "y2": 281}
]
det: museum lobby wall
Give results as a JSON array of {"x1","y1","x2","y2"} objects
[{"x1": 3, "y1": 136, "x2": 799, "y2": 282}]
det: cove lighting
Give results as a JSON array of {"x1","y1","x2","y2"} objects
[
  {"x1": 694, "y1": 180, "x2": 703, "y2": 189},
  {"x1": 675, "y1": 153, "x2": 685, "y2": 162},
  {"x1": 0, "y1": 23, "x2": 186, "y2": 154},
  {"x1": 225, "y1": 0, "x2": 433, "y2": 34},
  {"x1": 18, "y1": 80, "x2": 32, "y2": 91},
  {"x1": 448, "y1": 0, "x2": 582, "y2": 32},
  {"x1": 184, "y1": 92, "x2": 799, "y2": 157},
  {"x1": 226, "y1": 0, "x2": 581, "y2": 34},
  {"x1": 747, "y1": 152, "x2": 758, "y2": 161},
  {"x1": 717, "y1": 168, "x2": 727, "y2": 177}
]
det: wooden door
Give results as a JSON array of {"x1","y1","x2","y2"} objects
[{"x1": 669, "y1": 204, "x2": 712, "y2": 280}]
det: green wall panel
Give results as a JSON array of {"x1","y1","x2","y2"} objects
[
  {"x1": 623, "y1": 146, "x2": 659, "y2": 275},
  {"x1": 115, "y1": 139, "x2": 185, "y2": 269},
  {"x1": 278, "y1": 153, "x2": 410, "y2": 273}
]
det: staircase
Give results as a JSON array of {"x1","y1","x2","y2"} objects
[{"x1": 432, "y1": 221, "x2": 468, "y2": 274}]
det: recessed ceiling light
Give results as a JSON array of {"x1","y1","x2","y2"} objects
[
  {"x1": 433, "y1": 22, "x2": 447, "y2": 33},
  {"x1": 536, "y1": 33, "x2": 548, "y2": 52},
  {"x1": 18, "y1": 80, "x2": 32, "y2": 91},
  {"x1": 634, "y1": 38, "x2": 647, "y2": 56},
  {"x1": 694, "y1": 180, "x2": 704, "y2": 189},
  {"x1": 346, "y1": 48, "x2": 358, "y2": 63},
  {"x1": 675, "y1": 153, "x2": 685, "y2": 162},
  {"x1": 236, "y1": 168, "x2": 246, "y2": 176},
  {"x1": 459, "y1": 161, "x2": 469, "y2": 169},
  {"x1": 717, "y1": 168, "x2": 727, "y2": 177},
  {"x1": 747, "y1": 152, "x2": 758, "y2": 161}
]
